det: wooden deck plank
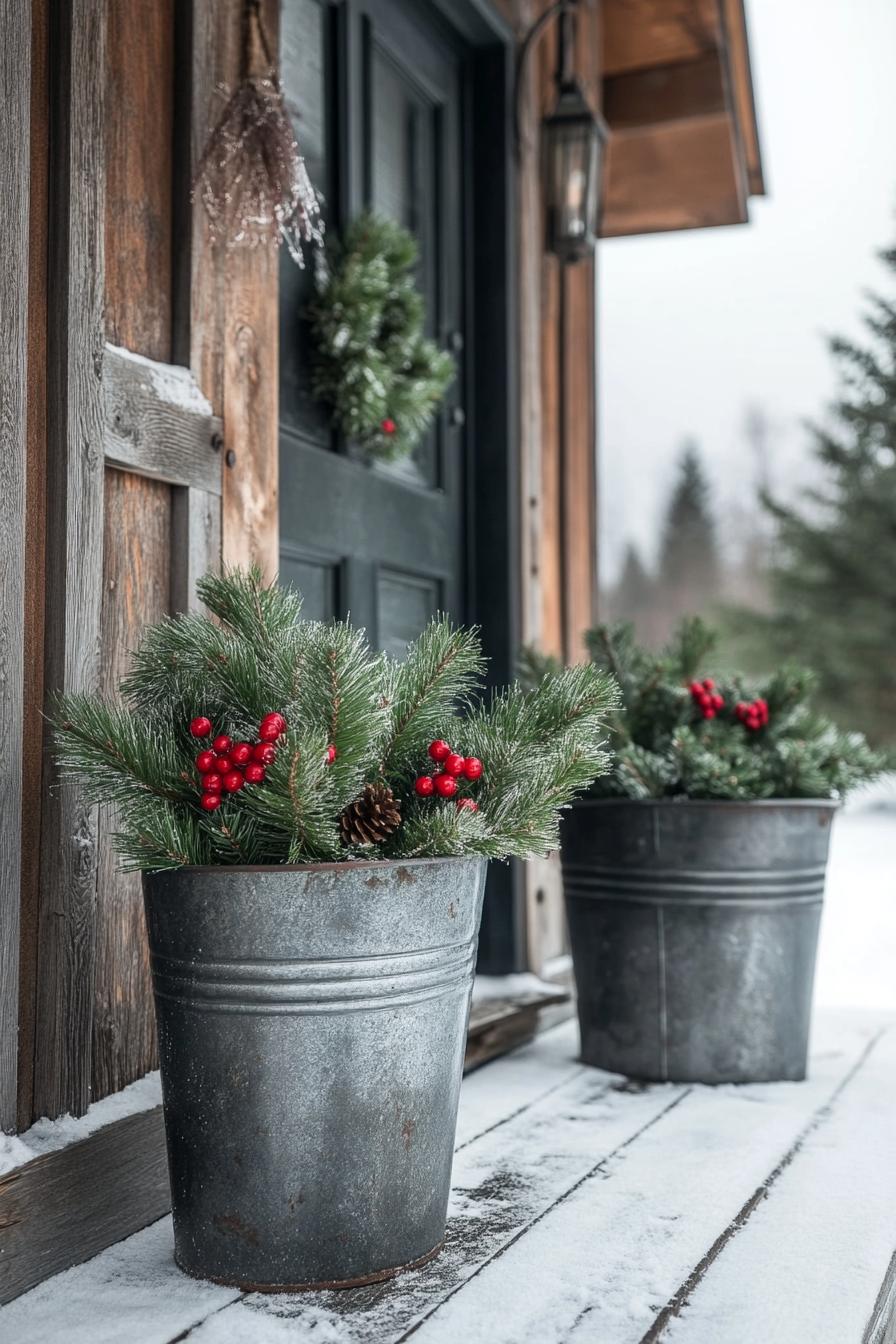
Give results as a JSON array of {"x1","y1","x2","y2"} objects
[
  {"x1": 2, "y1": 1013, "x2": 893, "y2": 1344},
  {"x1": 392, "y1": 1014, "x2": 886, "y2": 1344},
  {"x1": 660, "y1": 1021, "x2": 896, "y2": 1344}
]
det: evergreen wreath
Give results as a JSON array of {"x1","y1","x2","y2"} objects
[
  {"x1": 53, "y1": 568, "x2": 618, "y2": 870},
  {"x1": 308, "y1": 212, "x2": 455, "y2": 463},
  {"x1": 520, "y1": 616, "x2": 885, "y2": 802}
]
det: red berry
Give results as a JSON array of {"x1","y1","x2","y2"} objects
[
  {"x1": 736, "y1": 702, "x2": 748, "y2": 718},
  {"x1": 202, "y1": 772, "x2": 223, "y2": 793},
  {"x1": 711, "y1": 693, "x2": 724, "y2": 710},
  {"x1": 443, "y1": 753, "x2": 465, "y2": 777},
  {"x1": 463, "y1": 757, "x2": 483, "y2": 781},
  {"x1": 326, "y1": 744, "x2": 337, "y2": 764},
  {"x1": 200, "y1": 793, "x2": 222, "y2": 811},
  {"x1": 434, "y1": 773, "x2": 458, "y2": 798},
  {"x1": 231, "y1": 742, "x2": 252, "y2": 766},
  {"x1": 456, "y1": 797, "x2": 478, "y2": 812},
  {"x1": 212, "y1": 735, "x2": 232, "y2": 754},
  {"x1": 222, "y1": 771, "x2": 244, "y2": 793},
  {"x1": 190, "y1": 716, "x2": 213, "y2": 738},
  {"x1": 428, "y1": 740, "x2": 451, "y2": 763},
  {"x1": 196, "y1": 749, "x2": 216, "y2": 773},
  {"x1": 702, "y1": 678, "x2": 715, "y2": 691},
  {"x1": 415, "y1": 775, "x2": 435, "y2": 797},
  {"x1": 244, "y1": 763, "x2": 266, "y2": 785},
  {"x1": 258, "y1": 721, "x2": 280, "y2": 742},
  {"x1": 261, "y1": 713, "x2": 287, "y2": 736},
  {"x1": 252, "y1": 742, "x2": 276, "y2": 765},
  {"x1": 703, "y1": 708, "x2": 716, "y2": 720},
  {"x1": 381, "y1": 417, "x2": 396, "y2": 434},
  {"x1": 215, "y1": 755, "x2": 233, "y2": 774}
]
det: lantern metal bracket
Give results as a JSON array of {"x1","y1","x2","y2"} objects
[{"x1": 513, "y1": 0, "x2": 582, "y2": 158}]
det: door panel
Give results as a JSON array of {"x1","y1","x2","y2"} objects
[{"x1": 278, "y1": 0, "x2": 467, "y2": 650}]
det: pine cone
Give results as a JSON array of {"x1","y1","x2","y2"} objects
[{"x1": 340, "y1": 782, "x2": 402, "y2": 847}]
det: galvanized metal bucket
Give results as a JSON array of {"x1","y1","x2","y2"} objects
[
  {"x1": 143, "y1": 856, "x2": 487, "y2": 1290},
  {"x1": 561, "y1": 800, "x2": 837, "y2": 1084}
]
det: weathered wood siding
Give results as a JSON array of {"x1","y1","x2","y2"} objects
[
  {"x1": 504, "y1": 0, "x2": 602, "y2": 972},
  {"x1": 33, "y1": 0, "x2": 108, "y2": 1123},
  {"x1": 0, "y1": 0, "x2": 33, "y2": 1133},
  {"x1": 19, "y1": 0, "x2": 278, "y2": 1124}
]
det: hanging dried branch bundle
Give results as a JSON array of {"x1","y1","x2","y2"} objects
[{"x1": 192, "y1": 1, "x2": 324, "y2": 266}]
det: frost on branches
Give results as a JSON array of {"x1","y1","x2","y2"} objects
[
  {"x1": 522, "y1": 617, "x2": 884, "y2": 803},
  {"x1": 308, "y1": 212, "x2": 455, "y2": 463},
  {"x1": 52, "y1": 569, "x2": 618, "y2": 871}
]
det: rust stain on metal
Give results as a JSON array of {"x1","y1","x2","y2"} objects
[
  {"x1": 395, "y1": 866, "x2": 417, "y2": 886},
  {"x1": 365, "y1": 873, "x2": 388, "y2": 888},
  {"x1": 213, "y1": 1212, "x2": 260, "y2": 1246}
]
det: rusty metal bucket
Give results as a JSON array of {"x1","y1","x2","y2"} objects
[
  {"x1": 143, "y1": 856, "x2": 487, "y2": 1290},
  {"x1": 561, "y1": 800, "x2": 837, "y2": 1084}
]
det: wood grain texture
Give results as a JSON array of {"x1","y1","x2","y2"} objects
[
  {"x1": 103, "y1": 344, "x2": 223, "y2": 494},
  {"x1": 561, "y1": 261, "x2": 597, "y2": 659},
  {"x1": 187, "y1": 0, "x2": 278, "y2": 583},
  {"x1": 0, "y1": 0, "x2": 32, "y2": 1133},
  {"x1": 34, "y1": 0, "x2": 107, "y2": 1123},
  {"x1": 95, "y1": 3, "x2": 179, "y2": 1105},
  {"x1": 92, "y1": 471, "x2": 169, "y2": 1102},
  {"x1": 0, "y1": 1105, "x2": 169, "y2": 1305},
  {"x1": 17, "y1": 0, "x2": 49, "y2": 1133},
  {"x1": 603, "y1": 50, "x2": 726, "y2": 130},
  {"x1": 104, "y1": 0, "x2": 173, "y2": 361}
]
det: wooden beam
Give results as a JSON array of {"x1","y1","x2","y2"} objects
[
  {"x1": 721, "y1": 0, "x2": 764, "y2": 195},
  {"x1": 103, "y1": 344, "x2": 223, "y2": 494},
  {"x1": 601, "y1": 0, "x2": 722, "y2": 77},
  {"x1": 604, "y1": 51, "x2": 726, "y2": 130},
  {"x1": 34, "y1": 0, "x2": 107, "y2": 1122},
  {"x1": 601, "y1": 113, "x2": 748, "y2": 238},
  {"x1": 0, "y1": 0, "x2": 32, "y2": 1133},
  {"x1": 0, "y1": 1105, "x2": 169, "y2": 1305}
]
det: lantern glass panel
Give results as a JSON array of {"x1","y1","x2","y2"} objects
[{"x1": 544, "y1": 103, "x2": 600, "y2": 262}]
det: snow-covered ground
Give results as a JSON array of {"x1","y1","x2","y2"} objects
[{"x1": 814, "y1": 776, "x2": 896, "y2": 1012}]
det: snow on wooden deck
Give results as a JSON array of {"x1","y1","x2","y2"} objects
[{"x1": 3, "y1": 1008, "x2": 895, "y2": 1344}]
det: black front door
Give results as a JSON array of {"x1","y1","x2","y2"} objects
[{"x1": 278, "y1": 0, "x2": 467, "y2": 654}]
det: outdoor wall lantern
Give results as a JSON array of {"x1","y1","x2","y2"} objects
[{"x1": 516, "y1": 0, "x2": 608, "y2": 263}]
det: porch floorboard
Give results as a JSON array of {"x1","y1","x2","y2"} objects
[{"x1": 2, "y1": 1008, "x2": 895, "y2": 1344}]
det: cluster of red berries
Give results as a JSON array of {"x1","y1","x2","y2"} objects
[
  {"x1": 690, "y1": 678, "x2": 724, "y2": 720},
  {"x1": 735, "y1": 698, "x2": 769, "y2": 732},
  {"x1": 189, "y1": 713, "x2": 336, "y2": 813},
  {"x1": 414, "y1": 740, "x2": 483, "y2": 812}
]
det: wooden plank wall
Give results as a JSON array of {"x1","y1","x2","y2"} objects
[
  {"x1": 505, "y1": 0, "x2": 601, "y2": 973},
  {"x1": 16, "y1": 0, "x2": 48, "y2": 1133},
  {"x1": 0, "y1": 0, "x2": 32, "y2": 1134},
  {"x1": 32, "y1": 0, "x2": 108, "y2": 1123},
  {"x1": 94, "y1": 0, "x2": 175, "y2": 1104},
  {"x1": 21, "y1": 0, "x2": 279, "y2": 1125},
  {"x1": 189, "y1": 0, "x2": 279, "y2": 583}
]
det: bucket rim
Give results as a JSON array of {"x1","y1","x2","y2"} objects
[
  {"x1": 141, "y1": 853, "x2": 487, "y2": 878},
  {"x1": 568, "y1": 796, "x2": 841, "y2": 811}
]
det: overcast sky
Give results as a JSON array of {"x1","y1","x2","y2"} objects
[{"x1": 598, "y1": 0, "x2": 896, "y2": 584}]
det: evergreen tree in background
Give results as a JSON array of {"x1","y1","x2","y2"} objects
[
  {"x1": 763, "y1": 245, "x2": 896, "y2": 744},
  {"x1": 654, "y1": 442, "x2": 720, "y2": 639},
  {"x1": 608, "y1": 544, "x2": 652, "y2": 627}
]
